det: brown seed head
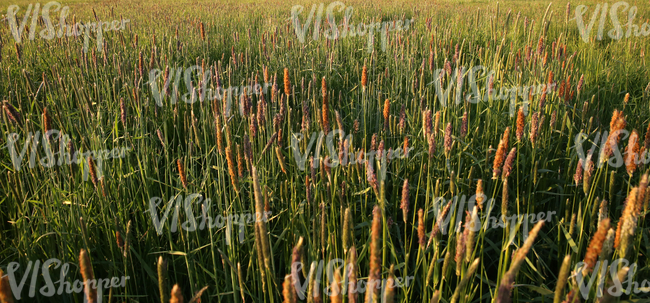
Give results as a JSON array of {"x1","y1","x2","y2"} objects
[
  {"x1": 418, "y1": 209, "x2": 425, "y2": 247},
  {"x1": 2, "y1": 100, "x2": 21, "y2": 126},
  {"x1": 502, "y1": 148, "x2": 517, "y2": 180},
  {"x1": 476, "y1": 180, "x2": 485, "y2": 210},
  {"x1": 79, "y1": 249, "x2": 97, "y2": 303},
  {"x1": 0, "y1": 268, "x2": 13, "y2": 303},
  {"x1": 263, "y1": 66, "x2": 269, "y2": 84},
  {"x1": 401, "y1": 179, "x2": 410, "y2": 223},
  {"x1": 423, "y1": 109, "x2": 432, "y2": 138},
  {"x1": 625, "y1": 130, "x2": 640, "y2": 176},
  {"x1": 574, "y1": 159, "x2": 584, "y2": 185},
  {"x1": 283, "y1": 68, "x2": 291, "y2": 96},
  {"x1": 493, "y1": 127, "x2": 511, "y2": 178},
  {"x1": 170, "y1": 284, "x2": 183, "y2": 303},
  {"x1": 583, "y1": 218, "x2": 611, "y2": 274},
  {"x1": 225, "y1": 146, "x2": 239, "y2": 191},
  {"x1": 322, "y1": 77, "x2": 329, "y2": 133},
  {"x1": 43, "y1": 106, "x2": 52, "y2": 136},
  {"x1": 430, "y1": 202, "x2": 452, "y2": 243},
  {"x1": 383, "y1": 99, "x2": 390, "y2": 131},
  {"x1": 444, "y1": 122, "x2": 452, "y2": 155},
  {"x1": 461, "y1": 111, "x2": 468, "y2": 137},
  {"x1": 88, "y1": 156, "x2": 98, "y2": 188},
  {"x1": 116, "y1": 231, "x2": 124, "y2": 248},
  {"x1": 366, "y1": 206, "x2": 382, "y2": 303},
  {"x1": 177, "y1": 159, "x2": 188, "y2": 188},
  {"x1": 433, "y1": 111, "x2": 440, "y2": 137},
  {"x1": 516, "y1": 107, "x2": 524, "y2": 141}
]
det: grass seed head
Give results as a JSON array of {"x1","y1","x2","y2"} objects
[
  {"x1": 366, "y1": 206, "x2": 382, "y2": 303},
  {"x1": 493, "y1": 127, "x2": 511, "y2": 178},
  {"x1": 502, "y1": 148, "x2": 517, "y2": 180},
  {"x1": 461, "y1": 111, "x2": 468, "y2": 137},
  {"x1": 2, "y1": 101, "x2": 21, "y2": 126},
  {"x1": 573, "y1": 159, "x2": 584, "y2": 185},
  {"x1": 418, "y1": 209, "x2": 425, "y2": 247},
  {"x1": 401, "y1": 179, "x2": 410, "y2": 223},
  {"x1": 625, "y1": 130, "x2": 640, "y2": 176},
  {"x1": 582, "y1": 218, "x2": 610, "y2": 274},
  {"x1": 476, "y1": 180, "x2": 484, "y2": 210},
  {"x1": 444, "y1": 122, "x2": 452, "y2": 155},
  {"x1": 433, "y1": 111, "x2": 440, "y2": 137},
  {"x1": 343, "y1": 208, "x2": 353, "y2": 252},
  {"x1": 170, "y1": 284, "x2": 183, "y2": 303},
  {"x1": 158, "y1": 257, "x2": 168, "y2": 303},
  {"x1": 516, "y1": 107, "x2": 524, "y2": 141},
  {"x1": 79, "y1": 249, "x2": 97, "y2": 303},
  {"x1": 284, "y1": 68, "x2": 291, "y2": 96},
  {"x1": 383, "y1": 99, "x2": 390, "y2": 131},
  {"x1": 177, "y1": 159, "x2": 188, "y2": 188},
  {"x1": 225, "y1": 146, "x2": 239, "y2": 192},
  {"x1": 0, "y1": 269, "x2": 14, "y2": 303}
]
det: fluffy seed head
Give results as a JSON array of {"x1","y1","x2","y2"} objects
[
  {"x1": 461, "y1": 111, "x2": 468, "y2": 137},
  {"x1": 2, "y1": 100, "x2": 21, "y2": 126},
  {"x1": 625, "y1": 130, "x2": 640, "y2": 176},
  {"x1": 366, "y1": 206, "x2": 382, "y2": 303},
  {"x1": 493, "y1": 127, "x2": 511, "y2": 178},
  {"x1": 283, "y1": 68, "x2": 291, "y2": 96},
  {"x1": 418, "y1": 209, "x2": 425, "y2": 247},
  {"x1": 79, "y1": 249, "x2": 97, "y2": 303},
  {"x1": 444, "y1": 122, "x2": 452, "y2": 155},
  {"x1": 322, "y1": 78, "x2": 330, "y2": 133},
  {"x1": 361, "y1": 64, "x2": 368, "y2": 88},
  {"x1": 502, "y1": 148, "x2": 517, "y2": 180},
  {"x1": 516, "y1": 107, "x2": 524, "y2": 141},
  {"x1": 434, "y1": 111, "x2": 440, "y2": 137},
  {"x1": 383, "y1": 99, "x2": 390, "y2": 131},
  {"x1": 401, "y1": 179, "x2": 409, "y2": 223},
  {"x1": 88, "y1": 156, "x2": 98, "y2": 188},
  {"x1": 574, "y1": 159, "x2": 584, "y2": 185},
  {"x1": 583, "y1": 218, "x2": 610, "y2": 274},
  {"x1": 225, "y1": 146, "x2": 239, "y2": 192},
  {"x1": 0, "y1": 268, "x2": 13, "y2": 303},
  {"x1": 428, "y1": 134, "x2": 436, "y2": 159},
  {"x1": 170, "y1": 284, "x2": 183, "y2": 303},
  {"x1": 476, "y1": 180, "x2": 485, "y2": 210}
]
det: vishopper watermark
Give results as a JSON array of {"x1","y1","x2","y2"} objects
[
  {"x1": 2, "y1": 258, "x2": 129, "y2": 301},
  {"x1": 574, "y1": 2, "x2": 650, "y2": 43},
  {"x1": 432, "y1": 194, "x2": 556, "y2": 241},
  {"x1": 574, "y1": 130, "x2": 650, "y2": 169},
  {"x1": 6, "y1": 1, "x2": 130, "y2": 53},
  {"x1": 5, "y1": 130, "x2": 131, "y2": 181},
  {"x1": 147, "y1": 66, "x2": 271, "y2": 113},
  {"x1": 290, "y1": 258, "x2": 414, "y2": 300},
  {"x1": 427, "y1": 65, "x2": 556, "y2": 117},
  {"x1": 290, "y1": 129, "x2": 413, "y2": 175},
  {"x1": 575, "y1": 258, "x2": 650, "y2": 299},
  {"x1": 147, "y1": 193, "x2": 271, "y2": 245},
  {"x1": 290, "y1": 2, "x2": 414, "y2": 53}
]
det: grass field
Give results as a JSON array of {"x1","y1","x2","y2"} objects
[{"x1": 1, "y1": 0, "x2": 650, "y2": 302}]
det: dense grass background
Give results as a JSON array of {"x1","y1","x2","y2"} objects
[{"x1": 1, "y1": 0, "x2": 650, "y2": 302}]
